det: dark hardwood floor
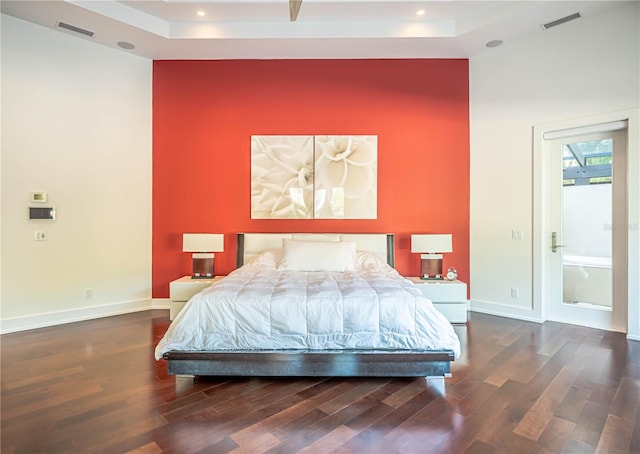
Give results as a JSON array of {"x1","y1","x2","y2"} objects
[{"x1": 1, "y1": 310, "x2": 638, "y2": 453}]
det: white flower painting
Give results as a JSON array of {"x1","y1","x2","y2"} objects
[
  {"x1": 314, "y1": 135, "x2": 377, "y2": 219},
  {"x1": 251, "y1": 135, "x2": 314, "y2": 219},
  {"x1": 251, "y1": 135, "x2": 378, "y2": 219}
]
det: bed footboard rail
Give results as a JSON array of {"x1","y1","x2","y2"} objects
[{"x1": 163, "y1": 349, "x2": 455, "y2": 378}]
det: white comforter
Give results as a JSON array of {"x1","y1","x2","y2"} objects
[{"x1": 155, "y1": 251, "x2": 461, "y2": 359}]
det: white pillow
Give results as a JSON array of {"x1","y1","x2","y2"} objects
[
  {"x1": 354, "y1": 250, "x2": 388, "y2": 270},
  {"x1": 278, "y1": 239, "x2": 356, "y2": 272},
  {"x1": 245, "y1": 248, "x2": 282, "y2": 268}
]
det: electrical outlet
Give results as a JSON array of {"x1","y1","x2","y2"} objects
[
  {"x1": 34, "y1": 231, "x2": 47, "y2": 241},
  {"x1": 511, "y1": 230, "x2": 524, "y2": 240},
  {"x1": 510, "y1": 287, "x2": 520, "y2": 298},
  {"x1": 84, "y1": 288, "x2": 93, "y2": 299}
]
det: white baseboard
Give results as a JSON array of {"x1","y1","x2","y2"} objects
[
  {"x1": 470, "y1": 299, "x2": 544, "y2": 324},
  {"x1": 471, "y1": 300, "x2": 640, "y2": 338},
  {"x1": 151, "y1": 298, "x2": 170, "y2": 309},
  {"x1": 0, "y1": 298, "x2": 155, "y2": 334}
]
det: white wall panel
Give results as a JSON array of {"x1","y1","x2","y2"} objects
[
  {"x1": 469, "y1": 3, "x2": 639, "y2": 336},
  {"x1": 1, "y1": 14, "x2": 153, "y2": 332}
]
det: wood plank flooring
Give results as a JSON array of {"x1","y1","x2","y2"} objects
[{"x1": 1, "y1": 310, "x2": 638, "y2": 453}]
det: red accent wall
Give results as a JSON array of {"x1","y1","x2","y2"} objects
[{"x1": 153, "y1": 59, "x2": 469, "y2": 298}]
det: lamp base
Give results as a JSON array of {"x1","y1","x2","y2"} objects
[
  {"x1": 192, "y1": 253, "x2": 214, "y2": 280},
  {"x1": 420, "y1": 256, "x2": 443, "y2": 281}
]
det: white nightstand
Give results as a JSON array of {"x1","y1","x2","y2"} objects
[
  {"x1": 406, "y1": 277, "x2": 468, "y2": 324},
  {"x1": 169, "y1": 276, "x2": 224, "y2": 320}
]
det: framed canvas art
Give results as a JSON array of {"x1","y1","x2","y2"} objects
[{"x1": 251, "y1": 135, "x2": 377, "y2": 219}]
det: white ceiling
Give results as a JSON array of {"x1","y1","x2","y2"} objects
[{"x1": 1, "y1": 1, "x2": 632, "y2": 60}]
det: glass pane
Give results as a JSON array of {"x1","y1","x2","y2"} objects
[
  {"x1": 562, "y1": 139, "x2": 613, "y2": 186},
  {"x1": 562, "y1": 139, "x2": 612, "y2": 309}
]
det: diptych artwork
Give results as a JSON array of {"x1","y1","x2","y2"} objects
[
  {"x1": 251, "y1": 135, "x2": 377, "y2": 219},
  {"x1": 251, "y1": 135, "x2": 314, "y2": 219}
]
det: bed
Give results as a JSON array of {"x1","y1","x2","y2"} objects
[{"x1": 156, "y1": 233, "x2": 460, "y2": 390}]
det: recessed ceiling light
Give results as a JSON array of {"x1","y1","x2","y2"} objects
[
  {"x1": 117, "y1": 41, "x2": 135, "y2": 50},
  {"x1": 485, "y1": 39, "x2": 503, "y2": 48},
  {"x1": 416, "y1": 9, "x2": 426, "y2": 16},
  {"x1": 196, "y1": 11, "x2": 206, "y2": 17}
]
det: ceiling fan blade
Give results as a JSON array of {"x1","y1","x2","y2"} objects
[{"x1": 289, "y1": 0, "x2": 303, "y2": 21}]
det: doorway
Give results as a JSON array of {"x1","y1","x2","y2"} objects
[
  {"x1": 546, "y1": 129, "x2": 627, "y2": 332},
  {"x1": 533, "y1": 109, "x2": 639, "y2": 339}
]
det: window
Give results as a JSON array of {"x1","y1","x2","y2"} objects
[{"x1": 562, "y1": 139, "x2": 612, "y2": 186}]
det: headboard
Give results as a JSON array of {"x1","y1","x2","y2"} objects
[{"x1": 236, "y1": 233, "x2": 395, "y2": 268}]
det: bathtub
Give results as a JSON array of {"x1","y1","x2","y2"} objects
[{"x1": 562, "y1": 255, "x2": 612, "y2": 308}]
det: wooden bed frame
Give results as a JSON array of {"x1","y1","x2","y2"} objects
[{"x1": 162, "y1": 233, "x2": 455, "y2": 389}]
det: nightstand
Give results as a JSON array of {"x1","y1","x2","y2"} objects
[
  {"x1": 169, "y1": 276, "x2": 224, "y2": 320},
  {"x1": 406, "y1": 277, "x2": 468, "y2": 324}
]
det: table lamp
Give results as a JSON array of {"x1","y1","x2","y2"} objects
[
  {"x1": 182, "y1": 233, "x2": 224, "y2": 279},
  {"x1": 411, "y1": 234, "x2": 453, "y2": 280}
]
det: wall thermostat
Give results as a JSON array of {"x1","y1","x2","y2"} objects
[
  {"x1": 30, "y1": 192, "x2": 48, "y2": 203},
  {"x1": 29, "y1": 206, "x2": 56, "y2": 220}
]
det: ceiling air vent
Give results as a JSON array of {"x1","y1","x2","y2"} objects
[
  {"x1": 57, "y1": 21, "x2": 94, "y2": 37},
  {"x1": 541, "y1": 12, "x2": 581, "y2": 30}
]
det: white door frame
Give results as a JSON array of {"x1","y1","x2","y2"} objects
[{"x1": 533, "y1": 109, "x2": 640, "y2": 340}]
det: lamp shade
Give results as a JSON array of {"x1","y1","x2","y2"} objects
[
  {"x1": 411, "y1": 234, "x2": 452, "y2": 253},
  {"x1": 182, "y1": 233, "x2": 224, "y2": 252}
]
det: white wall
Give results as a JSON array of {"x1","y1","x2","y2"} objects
[
  {"x1": 1, "y1": 14, "x2": 153, "y2": 332},
  {"x1": 469, "y1": 3, "x2": 640, "y2": 337}
]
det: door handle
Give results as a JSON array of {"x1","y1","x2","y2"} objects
[{"x1": 551, "y1": 232, "x2": 565, "y2": 253}]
